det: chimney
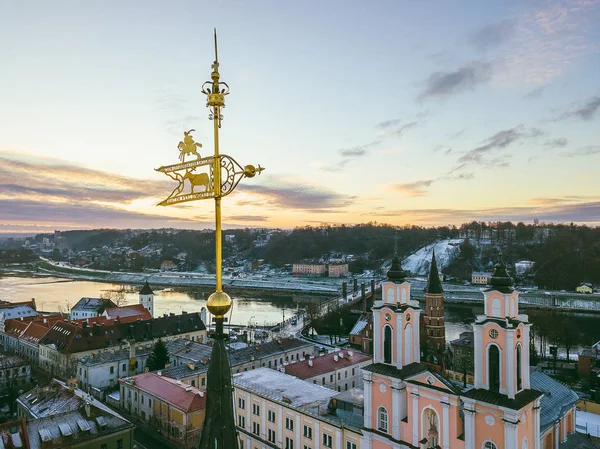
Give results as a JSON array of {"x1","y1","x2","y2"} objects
[
  {"x1": 353, "y1": 278, "x2": 358, "y2": 294},
  {"x1": 371, "y1": 279, "x2": 375, "y2": 295},
  {"x1": 84, "y1": 401, "x2": 91, "y2": 418},
  {"x1": 334, "y1": 355, "x2": 339, "y2": 362},
  {"x1": 362, "y1": 283, "x2": 368, "y2": 313},
  {"x1": 308, "y1": 360, "x2": 313, "y2": 367},
  {"x1": 339, "y1": 352, "x2": 344, "y2": 358},
  {"x1": 348, "y1": 350, "x2": 354, "y2": 357},
  {"x1": 157, "y1": 371, "x2": 162, "y2": 376},
  {"x1": 342, "y1": 282, "x2": 347, "y2": 300}
]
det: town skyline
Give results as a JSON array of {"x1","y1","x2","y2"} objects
[{"x1": 1, "y1": 0, "x2": 599, "y2": 234}]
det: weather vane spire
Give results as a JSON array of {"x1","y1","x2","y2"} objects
[{"x1": 155, "y1": 31, "x2": 264, "y2": 449}]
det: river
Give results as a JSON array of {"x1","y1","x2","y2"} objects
[{"x1": 0, "y1": 276, "x2": 597, "y2": 357}]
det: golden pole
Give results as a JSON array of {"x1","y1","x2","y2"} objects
[{"x1": 213, "y1": 113, "x2": 222, "y2": 292}]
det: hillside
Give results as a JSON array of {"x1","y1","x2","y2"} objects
[{"x1": 402, "y1": 239, "x2": 463, "y2": 275}]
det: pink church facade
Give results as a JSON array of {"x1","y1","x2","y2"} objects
[{"x1": 360, "y1": 256, "x2": 581, "y2": 449}]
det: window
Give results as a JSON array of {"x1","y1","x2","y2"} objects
[
  {"x1": 238, "y1": 398, "x2": 245, "y2": 409},
  {"x1": 483, "y1": 442, "x2": 498, "y2": 449},
  {"x1": 268, "y1": 428, "x2": 276, "y2": 443},
  {"x1": 148, "y1": 399, "x2": 152, "y2": 407},
  {"x1": 252, "y1": 421, "x2": 260, "y2": 435},
  {"x1": 253, "y1": 403, "x2": 260, "y2": 416},
  {"x1": 122, "y1": 363, "x2": 126, "y2": 372},
  {"x1": 383, "y1": 325, "x2": 392, "y2": 364},
  {"x1": 304, "y1": 446, "x2": 311, "y2": 449},
  {"x1": 517, "y1": 344, "x2": 523, "y2": 391},
  {"x1": 117, "y1": 439, "x2": 123, "y2": 449},
  {"x1": 238, "y1": 415, "x2": 245, "y2": 427},
  {"x1": 303, "y1": 425, "x2": 312, "y2": 439},
  {"x1": 285, "y1": 437, "x2": 294, "y2": 449},
  {"x1": 378, "y1": 407, "x2": 388, "y2": 433},
  {"x1": 202, "y1": 377, "x2": 206, "y2": 386},
  {"x1": 268, "y1": 410, "x2": 276, "y2": 423},
  {"x1": 141, "y1": 395, "x2": 144, "y2": 404},
  {"x1": 285, "y1": 417, "x2": 294, "y2": 430},
  {"x1": 322, "y1": 433, "x2": 332, "y2": 448},
  {"x1": 489, "y1": 345, "x2": 500, "y2": 392},
  {"x1": 346, "y1": 443, "x2": 357, "y2": 449},
  {"x1": 352, "y1": 368, "x2": 355, "y2": 376},
  {"x1": 330, "y1": 374, "x2": 334, "y2": 382}
]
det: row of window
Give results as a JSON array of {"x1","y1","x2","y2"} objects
[
  {"x1": 239, "y1": 440, "x2": 356, "y2": 449},
  {"x1": 244, "y1": 421, "x2": 337, "y2": 449}
]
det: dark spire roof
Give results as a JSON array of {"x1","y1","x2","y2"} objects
[
  {"x1": 387, "y1": 254, "x2": 406, "y2": 283},
  {"x1": 489, "y1": 258, "x2": 514, "y2": 293},
  {"x1": 140, "y1": 281, "x2": 154, "y2": 296},
  {"x1": 426, "y1": 249, "x2": 443, "y2": 294},
  {"x1": 198, "y1": 337, "x2": 239, "y2": 449}
]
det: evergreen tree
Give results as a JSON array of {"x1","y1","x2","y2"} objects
[{"x1": 147, "y1": 339, "x2": 169, "y2": 371}]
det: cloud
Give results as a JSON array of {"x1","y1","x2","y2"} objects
[
  {"x1": 339, "y1": 147, "x2": 367, "y2": 157},
  {"x1": 524, "y1": 86, "x2": 547, "y2": 99},
  {"x1": 387, "y1": 180, "x2": 435, "y2": 197},
  {"x1": 544, "y1": 137, "x2": 568, "y2": 148},
  {"x1": 456, "y1": 125, "x2": 544, "y2": 168},
  {"x1": 239, "y1": 182, "x2": 355, "y2": 212},
  {"x1": 471, "y1": 19, "x2": 516, "y2": 50},
  {"x1": 0, "y1": 152, "x2": 171, "y2": 203},
  {"x1": 364, "y1": 199, "x2": 600, "y2": 225},
  {"x1": 528, "y1": 195, "x2": 600, "y2": 206},
  {"x1": 226, "y1": 215, "x2": 269, "y2": 222},
  {"x1": 417, "y1": 61, "x2": 493, "y2": 101},
  {"x1": 498, "y1": 0, "x2": 600, "y2": 84},
  {"x1": 564, "y1": 145, "x2": 600, "y2": 157},
  {"x1": 376, "y1": 119, "x2": 403, "y2": 129},
  {"x1": 449, "y1": 129, "x2": 467, "y2": 139},
  {"x1": 559, "y1": 96, "x2": 600, "y2": 121}
]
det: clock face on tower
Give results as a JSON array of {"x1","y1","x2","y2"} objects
[{"x1": 384, "y1": 313, "x2": 392, "y2": 321}]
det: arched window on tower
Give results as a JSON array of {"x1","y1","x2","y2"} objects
[
  {"x1": 483, "y1": 442, "x2": 498, "y2": 449},
  {"x1": 401, "y1": 288, "x2": 407, "y2": 304},
  {"x1": 378, "y1": 407, "x2": 388, "y2": 433},
  {"x1": 489, "y1": 345, "x2": 500, "y2": 392},
  {"x1": 383, "y1": 325, "x2": 392, "y2": 364},
  {"x1": 386, "y1": 288, "x2": 394, "y2": 303},
  {"x1": 516, "y1": 343, "x2": 523, "y2": 391},
  {"x1": 404, "y1": 323, "x2": 413, "y2": 365}
]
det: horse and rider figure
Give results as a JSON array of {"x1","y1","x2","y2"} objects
[{"x1": 178, "y1": 129, "x2": 202, "y2": 162}]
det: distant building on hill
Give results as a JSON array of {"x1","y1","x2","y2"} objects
[
  {"x1": 471, "y1": 271, "x2": 491, "y2": 285},
  {"x1": 292, "y1": 263, "x2": 326, "y2": 276},
  {"x1": 576, "y1": 283, "x2": 593, "y2": 294},
  {"x1": 161, "y1": 260, "x2": 177, "y2": 271},
  {"x1": 328, "y1": 263, "x2": 349, "y2": 277}
]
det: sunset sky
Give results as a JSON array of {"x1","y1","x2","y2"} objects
[{"x1": 1, "y1": 0, "x2": 599, "y2": 234}]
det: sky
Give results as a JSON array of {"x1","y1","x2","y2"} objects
[{"x1": 0, "y1": 0, "x2": 599, "y2": 234}]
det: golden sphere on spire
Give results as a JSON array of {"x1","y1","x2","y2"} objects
[{"x1": 206, "y1": 290, "x2": 232, "y2": 318}]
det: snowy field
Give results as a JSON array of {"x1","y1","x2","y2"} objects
[
  {"x1": 576, "y1": 410, "x2": 600, "y2": 437},
  {"x1": 402, "y1": 239, "x2": 463, "y2": 275}
]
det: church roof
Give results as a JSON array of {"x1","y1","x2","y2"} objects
[
  {"x1": 362, "y1": 362, "x2": 428, "y2": 379},
  {"x1": 486, "y1": 260, "x2": 514, "y2": 294},
  {"x1": 425, "y1": 249, "x2": 443, "y2": 294},
  {"x1": 531, "y1": 371, "x2": 579, "y2": 431},
  {"x1": 140, "y1": 281, "x2": 154, "y2": 295},
  {"x1": 386, "y1": 254, "x2": 407, "y2": 283},
  {"x1": 462, "y1": 387, "x2": 543, "y2": 410}
]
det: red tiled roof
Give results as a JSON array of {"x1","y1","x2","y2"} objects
[
  {"x1": 123, "y1": 372, "x2": 206, "y2": 413},
  {"x1": 4, "y1": 319, "x2": 30, "y2": 337},
  {"x1": 104, "y1": 304, "x2": 152, "y2": 321},
  {"x1": 0, "y1": 299, "x2": 36, "y2": 310},
  {"x1": 282, "y1": 350, "x2": 372, "y2": 379},
  {"x1": 20, "y1": 322, "x2": 52, "y2": 343}
]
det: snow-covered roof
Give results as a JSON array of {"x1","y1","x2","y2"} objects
[{"x1": 0, "y1": 306, "x2": 38, "y2": 320}]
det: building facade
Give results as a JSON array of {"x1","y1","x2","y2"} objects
[
  {"x1": 69, "y1": 297, "x2": 117, "y2": 320},
  {"x1": 293, "y1": 263, "x2": 327, "y2": 276},
  {"x1": 328, "y1": 263, "x2": 349, "y2": 277},
  {"x1": 349, "y1": 313, "x2": 373, "y2": 355},
  {"x1": 233, "y1": 368, "x2": 362, "y2": 449},
  {"x1": 120, "y1": 372, "x2": 206, "y2": 449},
  {"x1": 139, "y1": 281, "x2": 155, "y2": 317},
  {"x1": 471, "y1": 272, "x2": 491, "y2": 285}
]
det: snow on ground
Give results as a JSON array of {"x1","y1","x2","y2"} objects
[
  {"x1": 402, "y1": 239, "x2": 463, "y2": 275},
  {"x1": 576, "y1": 410, "x2": 600, "y2": 437}
]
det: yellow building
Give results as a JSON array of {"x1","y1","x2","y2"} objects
[
  {"x1": 233, "y1": 368, "x2": 362, "y2": 449},
  {"x1": 120, "y1": 372, "x2": 206, "y2": 449},
  {"x1": 576, "y1": 283, "x2": 593, "y2": 294},
  {"x1": 328, "y1": 264, "x2": 349, "y2": 278}
]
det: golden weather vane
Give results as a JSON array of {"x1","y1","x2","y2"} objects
[{"x1": 156, "y1": 29, "x2": 264, "y2": 322}]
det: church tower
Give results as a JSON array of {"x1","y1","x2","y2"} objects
[
  {"x1": 462, "y1": 261, "x2": 542, "y2": 449},
  {"x1": 139, "y1": 281, "x2": 154, "y2": 318},
  {"x1": 373, "y1": 254, "x2": 420, "y2": 368},
  {"x1": 423, "y1": 249, "x2": 445, "y2": 355},
  {"x1": 472, "y1": 261, "x2": 530, "y2": 396}
]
